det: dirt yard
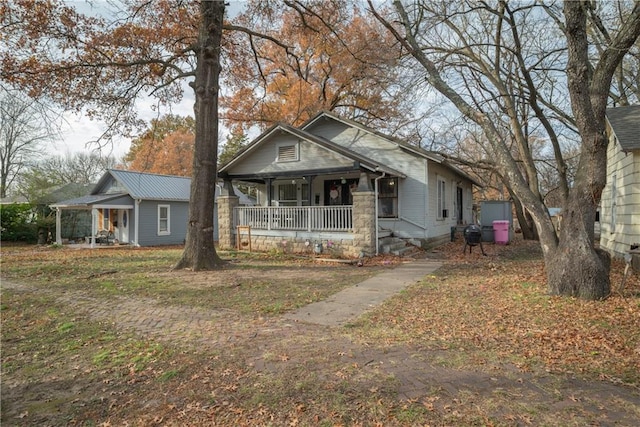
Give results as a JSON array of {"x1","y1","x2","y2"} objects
[{"x1": 2, "y1": 239, "x2": 639, "y2": 426}]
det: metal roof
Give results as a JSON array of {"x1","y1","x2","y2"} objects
[
  {"x1": 606, "y1": 105, "x2": 640, "y2": 151},
  {"x1": 50, "y1": 193, "x2": 128, "y2": 208},
  {"x1": 52, "y1": 170, "x2": 254, "y2": 208},
  {"x1": 99, "y1": 170, "x2": 191, "y2": 201}
]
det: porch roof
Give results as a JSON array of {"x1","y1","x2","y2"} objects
[
  {"x1": 50, "y1": 193, "x2": 129, "y2": 209},
  {"x1": 218, "y1": 123, "x2": 406, "y2": 179}
]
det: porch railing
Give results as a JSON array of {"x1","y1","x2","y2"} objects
[{"x1": 234, "y1": 206, "x2": 353, "y2": 232}]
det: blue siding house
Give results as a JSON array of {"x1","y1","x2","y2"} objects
[{"x1": 51, "y1": 169, "x2": 253, "y2": 247}]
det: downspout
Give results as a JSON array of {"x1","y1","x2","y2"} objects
[
  {"x1": 134, "y1": 199, "x2": 141, "y2": 247},
  {"x1": 374, "y1": 172, "x2": 386, "y2": 255}
]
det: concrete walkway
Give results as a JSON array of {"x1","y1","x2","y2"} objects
[{"x1": 284, "y1": 259, "x2": 442, "y2": 326}]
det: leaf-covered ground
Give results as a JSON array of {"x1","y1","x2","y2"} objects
[
  {"x1": 1, "y1": 238, "x2": 639, "y2": 426},
  {"x1": 356, "y1": 238, "x2": 640, "y2": 385}
]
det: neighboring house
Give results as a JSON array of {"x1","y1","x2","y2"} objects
[
  {"x1": 217, "y1": 111, "x2": 481, "y2": 256},
  {"x1": 600, "y1": 105, "x2": 640, "y2": 259},
  {"x1": 51, "y1": 169, "x2": 252, "y2": 247},
  {"x1": 39, "y1": 183, "x2": 95, "y2": 241}
]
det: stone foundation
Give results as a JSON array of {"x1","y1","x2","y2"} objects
[{"x1": 233, "y1": 232, "x2": 359, "y2": 258}]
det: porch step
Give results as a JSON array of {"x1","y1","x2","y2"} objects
[{"x1": 379, "y1": 237, "x2": 414, "y2": 256}]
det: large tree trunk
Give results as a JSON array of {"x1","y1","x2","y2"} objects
[
  {"x1": 174, "y1": 0, "x2": 225, "y2": 271},
  {"x1": 545, "y1": 125, "x2": 611, "y2": 298}
]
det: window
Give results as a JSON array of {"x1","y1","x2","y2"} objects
[
  {"x1": 102, "y1": 208, "x2": 110, "y2": 230},
  {"x1": 276, "y1": 143, "x2": 299, "y2": 162},
  {"x1": 158, "y1": 205, "x2": 170, "y2": 235},
  {"x1": 276, "y1": 182, "x2": 309, "y2": 206},
  {"x1": 378, "y1": 177, "x2": 398, "y2": 218},
  {"x1": 437, "y1": 177, "x2": 447, "y2": 220}
]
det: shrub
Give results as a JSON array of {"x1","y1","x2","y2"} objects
[{"x1": 0, "y1": 203, "x2": 38, "y2": 243}]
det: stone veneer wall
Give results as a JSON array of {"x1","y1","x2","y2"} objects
[
  {"x1": 241, "y1": 233, "x2": 356, "y2": 257},
  {"x1": 216, "y1": 195, "x2": 239, "y2": 250},
  {"x1": 350, "y1": 191, "x2": 376, "y2": 257}
]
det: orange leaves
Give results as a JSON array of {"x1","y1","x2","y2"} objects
[
  {"x1": 126, "y1": 115, "x2": 195, "y2": 176},
  {"x1": 221, "y1": 1, "x2": 406, "y2": 133}
]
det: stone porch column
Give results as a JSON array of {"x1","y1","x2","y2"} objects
[
  {"x1": 217, "y1": 180, "x2": 239, "y2": 250},
  {"x1": 351, "y1": 189, "x2": 376, "y2": 257}
]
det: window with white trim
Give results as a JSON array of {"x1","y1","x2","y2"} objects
[
  {"x1": 158, "y1": 204, "x2": 170, "y2": 235},
  {"x1": 276, "y1": 142, "x2": 299, "y2": 162},
  {"x1": 437, "y1": 177, "x2": 447, "y2": 220},
  {"x1": 275, "y1": 182, "x2": 309, "y2": 206}
]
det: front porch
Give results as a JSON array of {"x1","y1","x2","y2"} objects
[
  {"x1": 235, "y1": 205, "x2": 353, "y2": 232},
  {"x1": 217, "y1": 179, "x2": 377, "y2": 258}
]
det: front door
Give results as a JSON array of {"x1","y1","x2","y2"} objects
[
  {"x1": 117, "y1": 209, "x2": 130, "y2": 243},
  {"x1": 324, "y1": 179, "x2": 358, "y2": 205}
]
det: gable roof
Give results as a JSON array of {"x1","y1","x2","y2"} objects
[
  {"x1": 303, "y1": 111, "x2": 483, "y2": 187},
  {"x1": 606, "y1": 105, "x2": 640, "y2": 151},
  {"x1": 218, "y1": 123, "x2": 407, "y2": 178},
  {"x1": 95, "y1": 169, "x2": 191, "y2": 201}
]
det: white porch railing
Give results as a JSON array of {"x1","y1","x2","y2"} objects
[{"x1": 234, "y1": 206, "x2": 353, "y2": 232}]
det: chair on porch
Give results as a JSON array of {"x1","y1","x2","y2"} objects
[{"x1": 95, "y1": 230, "x2": 115, "y2": 245}]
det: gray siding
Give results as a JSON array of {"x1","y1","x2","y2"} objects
[
  {"x1": 137, "y1": 200, "x2": 189, "y2": 246},
  {"x1": 98, "y1": 195, "x2": 134, "y2": 207},
  {"x1": 230, "y1": 134, "x2": 353, "y2": 175}
]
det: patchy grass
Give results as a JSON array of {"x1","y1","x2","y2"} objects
[
  {"x1": 2, "y1": 240, "x2": 639, "y2": 426},
  {"x1": 0, "y1": 245, "x2": 386, "y2": 315}
]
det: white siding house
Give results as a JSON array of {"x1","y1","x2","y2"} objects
[
  {"x1": 600, "y1": 105, "x2": 640, "y2": 259},
  {"x1": 218, "y1": 111, "x2": 481, "y2": 255}
]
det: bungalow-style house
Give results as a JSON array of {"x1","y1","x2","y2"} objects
[
  {"x1": 216, "y1": 111, "x2": 481, "y2": 257},
  {"x1": 600, "y1": 105, "x2": 640, "y2": 261},
  {"x1": 51, "y1": 169, "x2": 252, "y2": 247}
]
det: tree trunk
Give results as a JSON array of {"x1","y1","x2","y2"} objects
[
  {"x1": 546, "y1": 128, "x2": 611, "y2": 299},
  {"x1": 509, "y1": 190, "x2": 537, "y2": 240},
  {"x1": 174, "y1": 0, "x2": 225, "y2": 271},
  {"x1": 546, "y1": 200, "x2": 611, "y2": 299}
]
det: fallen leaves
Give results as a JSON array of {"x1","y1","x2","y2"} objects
[{"x1": 361, "y1": 236, "x2": 640, "y2": 384}]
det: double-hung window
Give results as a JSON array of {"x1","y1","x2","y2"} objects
[
  {"x1": 378, "y1": 177, "x2": 398, "y2": 218},
  {"x1": 158, "y1": 205, "x2": 170, "y2": 235}
]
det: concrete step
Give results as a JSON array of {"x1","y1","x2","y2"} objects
[
  {"x1": 391, "y1": 245, "x2": 416, "y2": 256},
  {"x1": 380, "y1": 237, "x2": 410, "y2": 255}
]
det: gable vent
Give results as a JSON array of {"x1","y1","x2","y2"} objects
[{"x1": 277, "y1": 144, "x2": 298, "y2": 162}]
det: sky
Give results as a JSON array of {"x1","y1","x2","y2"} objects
[
  {"x1": 51, "y1": 0, "x2": 247, "y2": 160},
  {"x1": 55, "y1": 91, "x2": 195, "y2": 159}
]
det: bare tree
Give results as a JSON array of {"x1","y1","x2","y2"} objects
[
  {"x1": 16, "y1": 152, "x2": 117, "y2": 203},
  {"x1": 0, "y1": 89, "x2": 58, "y2": 198},
  {"x1": 368, "y1": 0, "x2": 640, "y2": 299}
]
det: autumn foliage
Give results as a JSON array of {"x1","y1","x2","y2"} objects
[
  {"x1": 223, "y1": 0, "x2": 407, "y2": 133},
  {"x1": 125, "y1": 115, "x2": 195, "y2": 176}
]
